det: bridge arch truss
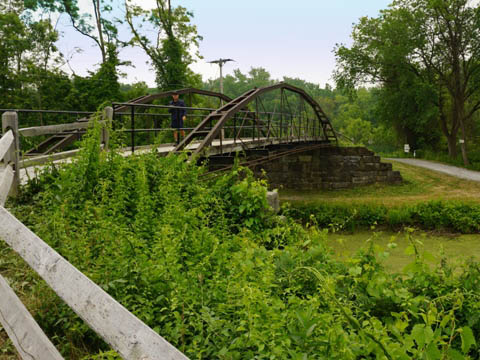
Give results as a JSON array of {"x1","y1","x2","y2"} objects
[{"x1": 174, "y1": 82, "x2": 338, "y2": 156}]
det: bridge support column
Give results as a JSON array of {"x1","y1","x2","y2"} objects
[
  {"x1": 252, "y1": 146, "x2": 402, "y2": 190},
  {"x1": 2, "y1": 112, "x2": 19, "y2": 197}
]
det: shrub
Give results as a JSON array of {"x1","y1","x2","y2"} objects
[
  {"x1": 287, "y1": 201, "x2": 480, "y2": 233},
  {"x1": 6, "y1": 123, "x2": 480, "y2": 359}
]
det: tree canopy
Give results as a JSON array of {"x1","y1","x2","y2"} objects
[{"x1": 334, "y1": 0, "x2": 480, "y2": 164}]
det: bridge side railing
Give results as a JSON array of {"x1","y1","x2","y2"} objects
[
  {"x1": 112, "y1": 101, "x2": 313, "y2": 155},
  {"x1": 112, "y1": 102, "x2": 220, "y2": 153},
  {"x1": 173, "y1": 83, "x2": 338, "y2": 156}
]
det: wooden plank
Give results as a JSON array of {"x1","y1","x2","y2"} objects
[
  {"x1": 0, "y1": 274, "x2": 64, "y2": 360},
  {"x1": 0, "y1": 206, "x2": 188, "y2": 360},
  {"x1": 20, "y1": 149, "x2": 80, "y2": 168},
  {"x1": 2, "y1": 112, "x2": 19, "y2": 197},
  {"x1": 0, "y1": 164, "x2": 14, "y2": 206},
  {"x1": 19, "y1": 120, "x2": 105, "y2": 137},
  {"x1": 0, "y1": 130, "x2": 13, "y2": 163}
]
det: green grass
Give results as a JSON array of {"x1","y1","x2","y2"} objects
[
  {"x1": 281, "y1": 160, "x2": 480, "y2": 206},
  {"x1": 327, "y1": 229, "x2": 480, "y2": 272},
  {"x1": 2, "y1": 228, "x2": 479, "y2": 358}
]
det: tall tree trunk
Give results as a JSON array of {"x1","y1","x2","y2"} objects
[
  {"x1": 453, "y1": 96, "x2": 469, "y2": 165},
  {"x1": 438, "y1": 97, "x2": 458, "y2": 158},
  {"x1": 93, "y1": 0, "x2": 106, "y2": 63},
  {"x1": 459, "y1": 119, "x2": 469, "y2": 166},
  {"x1": 450, "y1": 34, "x2": 469, "y2": 165},
  {"x1": 447, "y1": 133, "x2": 457, "y2": 158}
]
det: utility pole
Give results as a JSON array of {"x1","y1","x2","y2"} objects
[
  {"x1": 209, "y1": 58, "x2": 234, "y2": 96},
  {"x1": 209, "y1": 58, "x2": 234, "y2": 141}
]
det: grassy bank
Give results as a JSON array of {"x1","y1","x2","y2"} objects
[
  {"x1": 285, "y1": 200, "x2": 480, "y2": 233},
  {"x1": 281, "y1": 160, "x2": 480, "y2": 206},
  {"x1": 282, "y1": 160, "x2": 480, "y2": 233}
]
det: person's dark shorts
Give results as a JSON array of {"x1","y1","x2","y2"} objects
[{"x1": 171, "y1": 119, "x2": 184, "y2": 129}]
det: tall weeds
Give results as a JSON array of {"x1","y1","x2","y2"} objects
[{"x1": 7, "y1": 121, "x2": 480, "y2": 359}]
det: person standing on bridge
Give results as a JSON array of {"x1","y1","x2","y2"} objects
[{"x1": 169, "y1": 92, "x2": 187, "y2": 143}]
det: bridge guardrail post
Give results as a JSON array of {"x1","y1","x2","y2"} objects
[
  {"x1": 102, "y1": 106, "x2": 113, "y2": 151},
  {"x1": 2, "y1": 112, "x2": 19, "y2": 196}
]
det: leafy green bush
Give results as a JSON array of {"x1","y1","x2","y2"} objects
[
  {"x1": 8, "y1": 123, "x2": 480, "y2": 359},
  {"x1": 287, "y1": 201, "x2": 480, "y2": 233}
]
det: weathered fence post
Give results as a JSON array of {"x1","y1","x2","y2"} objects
[
  {"x1": 2, "y1": 112, "x2": 19, "y2": 196},
  {"x1": 102, "y1": 106, "x2": 113, "y2": 151}
]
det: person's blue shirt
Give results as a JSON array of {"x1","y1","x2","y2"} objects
[{"x1": 169, "y1": 100, "x2": 187, "y2": 128}]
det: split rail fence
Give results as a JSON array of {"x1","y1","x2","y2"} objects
[{"x1": 0, "y1": 111, "x2": 188, "y2": 359}]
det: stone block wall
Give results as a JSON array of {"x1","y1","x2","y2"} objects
[{"x1": 253, "y1": 146, "x2": 402, "y2": 190}]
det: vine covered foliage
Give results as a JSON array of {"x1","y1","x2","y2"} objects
[{"x1": 10, "y1": 123, "x2": 480, "y2": 359}]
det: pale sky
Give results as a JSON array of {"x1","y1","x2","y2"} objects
[{"x1": 55, "y1": 0, "x2": 393, "y2": 88}]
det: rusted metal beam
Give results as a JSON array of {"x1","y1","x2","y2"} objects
[
  {"x1": 114, "y1": 88, "x2": 232, "y2": 113},
  {"x1": 174, "y1": 82, "x2": 338, "y2": 157}
]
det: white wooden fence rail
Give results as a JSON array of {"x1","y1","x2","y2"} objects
[
  {"x1": 1, "y1": 112, "x2": 19, "y2": 202},
  {"x1": 0, "y1": 274, "x2": 64, "y2": 359},
  {"x1": 19, "y1": 120, "x2": 104, "y2": 137},
  {"x1": 0, "y1": 164, "x2": 14, "y2": 206},
  {"x1": 0, "y1": 123, "x2": 16, "y2": 206},
  {"x1": 0, "y1": 206, "x2": 188, "y2": 360},
  {"x1": 0, "y1": 130, "x2": 13, "y2": 161}
]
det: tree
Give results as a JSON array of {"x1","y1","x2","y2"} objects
[
  {"x1": 0, "y1": 1, "x2": 72, "y2": 110},
  {"x1": 334, "y1": 0, "x2": 480, "y2": 165},
  {"x1": 125, "y1": 0, "x2": 202, "y2": 90},
  {"x1": 204, "y1": 67, "x2": 275, "y2": 99},
  {"x1": 0, "y1": 12, "x2": 28, "y2": 107},
  {"x1": 56, "y1": 0, "x2": 121, "y2": 65},
  {"x1": 344, "y1": 118, "x2": 373, "y2": 145}
]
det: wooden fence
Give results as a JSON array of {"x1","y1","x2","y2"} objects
[
  {"x1": 0, "y1": 112, "x2": 19, "y2": 205},
  {"x1": 18, "y1": 107, "x2": 111, "y2": 168},
  {"x1": 0, "y1": 110, "x2": 188, "y2": 359}
]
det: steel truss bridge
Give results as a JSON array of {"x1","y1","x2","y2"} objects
[
  {"x1": 111, "y1": 82, "x2": 338, "y2": 162},
  {"x1": 2, "y1": 82, "x2": 339, "y2": 174}
]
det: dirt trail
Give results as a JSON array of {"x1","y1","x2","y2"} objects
[{"x1": 386, "y1": 158, "x2": 480, "y2": 183}]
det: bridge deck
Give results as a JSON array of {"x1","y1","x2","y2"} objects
[
  {"x1": 19, "y1": 137, "x2": 320, "y2": 184},
  {"x1": 123, "y1": 136, "x2": 319, "y2": 156}
]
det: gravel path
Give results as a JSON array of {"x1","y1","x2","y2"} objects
[{"x1": 386, "y1": 158, "x2": 480, "y2": 183}]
